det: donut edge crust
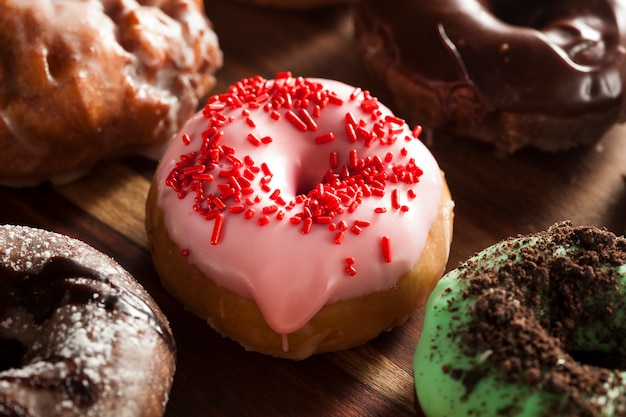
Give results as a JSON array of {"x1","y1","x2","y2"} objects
[{"x1": 145, "y1": 173, "x2": 453, "y2": 360}]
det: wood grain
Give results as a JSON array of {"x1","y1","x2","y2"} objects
[
  {"x1": 1, "y1": 1, "x2": 625, "y2": 416},
  {"x1": 56, "y1": 162, "x2": 150, "y2": 248}
]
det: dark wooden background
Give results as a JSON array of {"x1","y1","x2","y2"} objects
[{"x1": 1, "y1": 1, "x2": 625, "y2": 416}]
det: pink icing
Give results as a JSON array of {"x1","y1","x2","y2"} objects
[{"x1": 155, "y1": 75, "x2": 444, "y2": 335}]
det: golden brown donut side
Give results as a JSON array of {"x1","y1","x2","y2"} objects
[
  {"x1": 0, "y1": 225, "x2": 176, "y2": 417},
  {"x1": 0, "y1": 0, "x2": 222, "y2": 186},
  {"x1": 146, "y1": 174, "x2": 453, "y2": 360}
]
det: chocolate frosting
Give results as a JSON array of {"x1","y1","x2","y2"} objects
[
  {"x1": 355, "y1": 0, "x2": 626, "y2": 151},
  {"x1": 457, "y1": 223, "x2": 626, "y2": 415}
]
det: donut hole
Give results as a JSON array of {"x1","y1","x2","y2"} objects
[
  {"x1": 294, "y1": 176, "x2": 317, "y2": 198},
  {"x1": 485, "y1": 0, "x2": 607, "y2": 65},
  {"x1": 570, "y1": 349, "x2": 626, "y2": 370},
  {"x1": 485, "y1": 0, "x2": 551, "y2": 28},
  {"x1": 295, "y1": 177, "x2": 327, "y2": 198},
  {"x1": 0, "y1": 337, "x2": 26, "y2": 371},
  {"x1": 294, "y1": 162, "x2": 336, "y2": 197}
]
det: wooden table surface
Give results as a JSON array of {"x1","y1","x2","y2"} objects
[{"x1": 2, "y1": 2, "x2": 626, "y2": 416}]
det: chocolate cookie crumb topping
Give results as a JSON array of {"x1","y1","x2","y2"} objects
[{"x1": 454, "y1": 222, "x2": 626, "y2": 416}]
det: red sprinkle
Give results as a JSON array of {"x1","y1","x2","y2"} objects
[
  {"x1": 349, "y1": 149, "x2": 358, "y2": 168},
  {"x1": 213, "y1": 197, "x2": 227, "y2": 210},
  {"x1": 261, "y1": 163, "x2": 272, "y2": 177},
  {"x1": 247, "y1": 133, "x2": 261, "y2": 146},
  {"x1": 262, "y1": 205, "x2": 278, "y2": 214},
  {"x1": 211, "y1": 214, "x2": 225, "y2": 245},
  {"x1": 391, "y1": 189, "x2": 401, "y2": 210},
  {"x1": 298, "y1": 108, "x2": 318, "y2": 131},
  {"x1": 345, "y1": 257, "x2": 357, "y2": 276},
  {"x1": 229, "y1": 204, "x2": 245, "y2": 213},
  {"x1": 276, "y1": 71, "x2": 292, "y2": 79},
  {"x1": 301, "y1": 217, "x2": 313, "y2": 234},
  {"x1": 350, "y1": 87, "x2": 362, "y2": 100},
  {"x1": 244, "y1": 155, "x2": 255, "y2": 166},
  {"x1": 361, "y1": 96, "x2": 379, "y2": 113},
  {"x1": 289, "y1": 216, "x2": 302, "y2": 225},
  {"x1": 269, "y1": 189, "x2": 281, "y2": 200},
  {"x1": 329, "y1": 151, "x2": 338, "y2": 169},
  {"x1": 412, "y1": 125, "x2": 423, "y2": 138},
  {"x1": 381, "y1": 236, "x2": 392, "y2": 263},
  {"x1": 315, "y1": 132, "x2": 335, "y2": 144},
  {"x1": 286, "y1": 110, "x2": 308, "y2": 132},
  {"x1": 244, "y1": 208, "x2": 256, "y2": 219},
  {"x1": 345, "y1": 265, "x2": 357, "y2": 276},
  {"x1": 345, "y1": 116, "x2": 359, "y2": 141},
  {"x1": 385, "y1": 115, "x2": 405, "y2": 125}
]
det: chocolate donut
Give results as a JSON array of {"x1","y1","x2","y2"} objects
[
  {"x1": 0, "y1": 0, "x2": 222, "y2": 186},
  {"x1": 0, "y1": 225, "x2": 175, "y2": 417},
  {"x1": 354, "y1": 0, "x2": 626, "y2": 152},
  {"x1": 414, "y1": 222, "x2": 626, "y2": 416}
]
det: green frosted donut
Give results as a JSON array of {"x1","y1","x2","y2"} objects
[{"x1": 414, "y1": 222, "x2": 626, "y2": 417}]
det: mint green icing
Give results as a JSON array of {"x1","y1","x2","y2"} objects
[{"x1": 414, "y1": 223, "x2": 626, "y2": 416}]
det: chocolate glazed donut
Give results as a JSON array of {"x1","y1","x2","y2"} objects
[
  {"x1": 355, "y1": 0, "x2": 626, "y2": 152},
  {"x1": 0, "y1": 225, "x2": 175, "y2": 417}
]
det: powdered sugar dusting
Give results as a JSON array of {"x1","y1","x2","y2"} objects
[{"x1": 0, "y1": 224, "x2": 175, "y2": 417}]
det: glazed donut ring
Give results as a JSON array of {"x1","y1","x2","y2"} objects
[
  {"x1": 355, "y1": 0, "x2": 626, "y2": 152},
  {"x1": 0, "y1": 0, "x2": 222, "y2": 186},
  {"x1": 0, "y1": 225, "x2": 175, "y2": 417},
  {"x1": 146, "y1": 74, "x2": 454, "y2": 359},
  {"x1": 414, "y1": 222, "x2": 626, "y2": 416}
]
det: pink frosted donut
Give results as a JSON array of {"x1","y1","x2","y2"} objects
[{"x1": 146, "y1": 73, "x2": 454, "y2": 359}]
